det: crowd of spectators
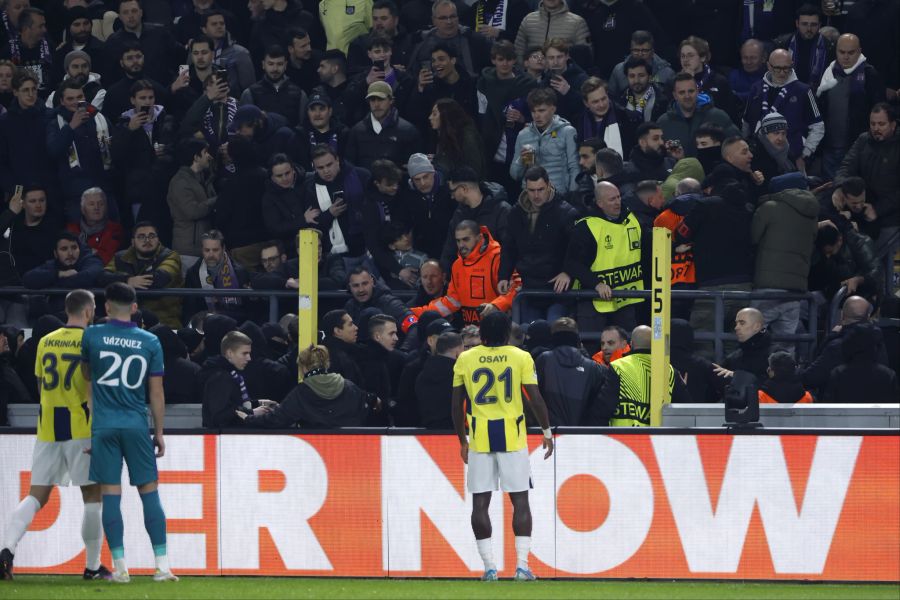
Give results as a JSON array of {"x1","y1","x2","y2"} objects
[{"x1": 1, "y1": 0, "x2": 899, "y2": 426}]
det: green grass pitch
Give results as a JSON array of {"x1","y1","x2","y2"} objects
[{"x1": 3, "y1": 576, "x2": 898, "y2": 599}]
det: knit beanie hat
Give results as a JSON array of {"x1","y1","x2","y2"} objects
[
  {"x1": 769, "y1": 172, "x2": 809, "y2": 194},
  {"x1": 407, "y1": 153, "x2": 435, "y2": 178},
  {"x1": 64, "y1": 50, "x2": 92, "y2": 72},
  {"x1": 760, "y1": 112, "x2": 788, "y2": 134}
]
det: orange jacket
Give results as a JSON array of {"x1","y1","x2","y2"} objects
[
  {"x1": 653, "y1": 209, "x2": 695, "y2": 285},
  {"x1": 758, "y1": 390, "x2": 814, "y2": 404},
  {"x1": 412, "y1": 226, "x2": 519, "y2": 324},
  {"x1": 592, "y1": 344, "x2": 631, "y2": 366}
]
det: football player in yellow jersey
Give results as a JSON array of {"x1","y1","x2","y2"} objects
[
  {"x1": 1, "y1": 290, "x2": 111, "y2": 582},
  {"x1": 451, "y1": 311, "x2": 553, "y2": 582}
]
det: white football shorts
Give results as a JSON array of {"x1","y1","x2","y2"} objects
[
  {"x1": 30, "y1": 438, "x2": 94, "y2": 487},
  {"x1": 467, "y1": 447, "x2": 532, "y2": 494}
]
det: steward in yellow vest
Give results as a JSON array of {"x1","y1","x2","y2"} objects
[{"x1": 608, "y1": 326, "x2": 692, "y2": 426}]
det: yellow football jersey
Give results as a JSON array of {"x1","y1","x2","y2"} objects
[
  {"x1": 34, "y1": 326, "x2": 91, "y2": 442},
  {"x1": 452, "y1": 344, "x2": 537, "y2": 453}
]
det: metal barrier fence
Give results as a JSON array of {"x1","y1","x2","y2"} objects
[{"x1": 0, "y1": 286, "x2": 819, "y2": 362}]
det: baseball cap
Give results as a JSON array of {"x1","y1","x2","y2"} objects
[
  {"x1": 426, "y1": 318, "x2": 454, "y2": 337},
  {"x1": 308, "y1": 90, "x2": 331, "y2": 108},
  {"x1": 366, "y1": 81, "x2": 393, "y2": 100}
]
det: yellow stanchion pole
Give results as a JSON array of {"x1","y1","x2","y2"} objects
[
  {"x1": 650, "y1": 227, "x2": 672, "y2": 426},
  {"x1": 297, "y1": 229, "x2": 319, "y2": 380}
]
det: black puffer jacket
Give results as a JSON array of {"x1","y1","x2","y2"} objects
[
  {"x1": 261, "y1": 169, "x2": 307, "y2": 248},
  {"x1": 824, "y1": 324, "x2": 899, "y2": 403},
  {"x1": 199, "y1": 355, "x2": 259, "y2": 429},
  {"x1": 499, "y1": 188, "x2": 579, "y2": 288},
  {"x1": 415, "y1": 354, "x2": 456, "y2": 429},
  {"x1": 344, "y1": 110, "x2": 423, "y2": 170},
  {"x1": 802, "y1": 322, "x2": 891, "y2": 397},
  {"x1": 723, "y1": 329, "x2": 772, "y2": 381},
  {"x1": 535, "y1": 334, "x2": 617, "y2": 426},
  {"x1": 670, "y1": 319, "x2": 720, "y2": 403},
  {"x1": 676, "y1": 183, "x2": 755, "y2": 286}
]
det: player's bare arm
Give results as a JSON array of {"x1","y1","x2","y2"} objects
[
  {"x1": 148, "y1": 375, "x2": 166, "y2": 458},
  {"x1": 523, "y1": 384, "x2": 554, "y2": 459},
  {"x1": 451, "y1": 385, "x2": 469, "y2": 464}
]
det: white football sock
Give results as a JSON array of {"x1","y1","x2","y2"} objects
[
  {"x1": 476, "y1": 537, "x2": 496, "y2": 571},
  {"x1": 113, "y1": 556, "x2": 128, "y2": 574},
  {"x1": 82, "y1": 502, "x2": 102, "y2": 571},
  {"x1": 155, "y1": 553, "x2": 170, "y2": 573},
  {"x1": 3, "y1": 495, "x2": 41, "y2": 554},
  {"x1": 515, "y1": 536, "x2": 531, "y2": 570}
]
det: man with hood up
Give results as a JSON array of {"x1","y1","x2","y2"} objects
[
  {"x1": 824, "y1": 323, "x2": 898, "y2": 403},
  {"x1": 535, "y1": 317, "x2": 616, "y2": 426},
  {"x1": 148, "y1": 324, "x2": 200, "y2": 405}
]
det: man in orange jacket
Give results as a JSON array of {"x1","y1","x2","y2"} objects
[{"x1": 412, "y1": 221, "x2": 519, "y2": 325}]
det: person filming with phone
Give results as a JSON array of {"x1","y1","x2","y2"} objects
[{"x1": 47, "y1": 79, "x2": 114, "y2": 222}]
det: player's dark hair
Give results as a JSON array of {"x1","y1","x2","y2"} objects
[
  {"x1": 373, "y1": 0, "x2": 399, "y2": 15},
  {"x1": 65, "y1": 289, "x2": 95, "y2": 316},
  {"x1": 177, "y1": 139, "x2": 209, "y2": 167},
  {"x1": 311, "y1": 143, "x2": 338, "y2": 162},
  {"x1": 199, "y1": 8, "x2": 226, "y2": 28},
  {"x1": 261, "y1": 239, "x2": 285, "y2": 256},
  {"x1": 579, "y1": 137, "x2": 606, "y2": 153},
  {"x1": 527, "y1": 87, "x2": 557, "y2": 109},
  {"x1": 129, "y1": 79, "x2": 155, "y2": 97},
  {"x1": 871, "y1": 102, "x2": 896, "y2": 122},
  {"x1": 105, "y1": 282, "x2": 137, "y2": 307},
  {"x1": 19, "y1": 8, "x2": 45, "y2": 30},
  {"x1": 523, "y1": 166, "x2": 550, "y2": 184},
  {"x1": 436, "y1": 331, "x2": 463, "y2": 355},
  {"x1": 796, "y1": 3, "x2": 822, "y2": 20},
  {"x1": 265, "y1": 45, "x2": 288, "y2": 61},
  {"x1": 348, "y1": 265, "x2": 374, "y2": 280},
  {"x1": 133, "y1": 220, "x2": 157, "y2": 234},
  {"x1": 631, "y1": 30, "x2": 654, "y2": 47},
  {"x1": 480, "y1": 311, "x2": 511, "y2": 347},
  {"x1": 454, "y1": 219, "x2": 480, "y2": 237},
  {"x1": 370, "y1": 159, "x2": 402, "y2": 184},
  {"x1": 636, "y1": 180, "x2": 661, "y2": 196}
]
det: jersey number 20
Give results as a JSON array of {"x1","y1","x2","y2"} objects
[
  {"x1": 472, "y1": 367, "x2": 513, "y2": 404},
  {"x1": 96, "y1": 351, "x2": 148, "y2": 389}
]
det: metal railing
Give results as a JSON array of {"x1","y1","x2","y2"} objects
[
  {"x1": 1, "y1": 286, "x2": 818, "y2": 362},
  {"x1": 512, "y1": 288, "x2": 820, "y2": 362}
]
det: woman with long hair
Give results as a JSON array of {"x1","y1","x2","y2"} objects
[{"x1": 429, "y1": 98, "x2": 485, "y2": 178}]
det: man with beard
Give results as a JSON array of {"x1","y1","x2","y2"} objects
[
  {"x1": 836, "y1": 103, "x2": 900, "y2": 253},
  {"x1": 98, "y1": 221, "x2": 184, "y2": 328},
  {"x1": 616, "y1": 57, "x2": 669, "y2": 152},
  {"x1": 240, "y1": 45, "x2": 307, "y2": 128},
  {"x1": 183, "y1": 230, "x2": 252, "y2": 324},
  {"x1": 201, "y1": 10, "x2": 255, "y2": 95},
  {"x1": 290, "y1": 90, "x2": 348, "y2": 169},
  {"x1": 774, "y1": 4, "x2": 832, "y2": 92},
  {"x1": 818, "y1": 176, "x2": 880, "y2": 242},
  {"x1": 626, "y1": 122, "x2": 675, "y2": 182},
  {"x1": 286, "y1": 28, "x2": 321, "y2": 93},
  {"x1": 104, "y1": 0, "x2": 182, "y2": 86},
  {"x1": 748, "y1": 112, "x2": 799, "y2": 183},
  {"x1": 0, "y1": 8, "x2": 53, "y2": 98},
  {"x1": 52, "y1": 6, "x2": 107, "y2": 85},
  {"x1": 345, "y1": 80, "x2": 421, "y2": 170},
  {"x1": 658, "y1": 73, "x2": 739, "y2": 158},
  {"x1": 23, "y1": 231, "x2": 103, "y2": 313},
  {"x1": 347, "y1": 0, "x2": 414, "y2": 74},
  {"x1": 46, "y1": 51, "x2": 105, "y2": 110},
  {"x1": 102, "y1": 43, "x2": 184, "y2": 123}
]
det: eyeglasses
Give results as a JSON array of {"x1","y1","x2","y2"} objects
[
  {"x1": 630, "y1": 47, "x2": 653, "y2": 55},
  {"x1": 435, "y1": 14, "x2": 458, "y2": 21},
  {"x1": 261, "y1": 256, "x2": 280, "y2": 264},
  {"x1": 769, "y1": 65, "x2": 793, "y2": 73},
  {"x1": 135, "y1": 233, "x2": 158, "y2": 241}
]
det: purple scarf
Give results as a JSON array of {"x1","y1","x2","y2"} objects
[
  {"x1": 202, "y1": 97, "x2": 238, "y2": 147},
  {"x1": 741, "y1": 0, "x2": 776, "y2": 41},
  {"x1": 203, "y1": 253, "x2": 242, "y2": 311},
  {"x1": 694, "y1": 64, "x2": 716, "y2": 94},
  {"x1": 789, "y1": 33, "x2": 828, "y2": 88}
]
